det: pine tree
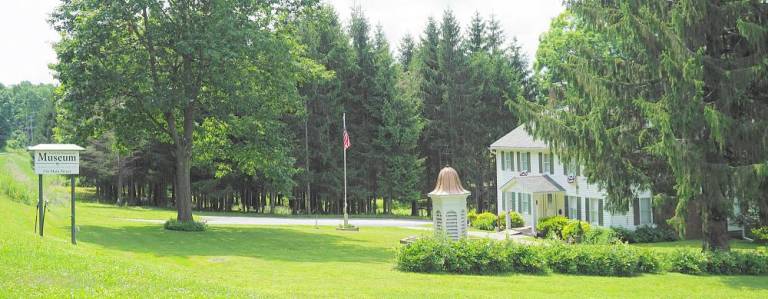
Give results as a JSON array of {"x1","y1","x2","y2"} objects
[
  {"x1": 416, "y1": 17, "x2": 443, "y2": 201},
  {"x1": 466, "y1": 12, "x2": 486, "y2": 54},
  {"x1": 397, "y1": 34, "x2": 416, "y2": 68},
  {"x1": 518, "y1": 1, "x2": 768, "y2": 251}
]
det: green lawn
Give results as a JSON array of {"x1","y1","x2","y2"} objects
[{"x1": 2, "y1": 151, "x2": 768, "y2": 298}]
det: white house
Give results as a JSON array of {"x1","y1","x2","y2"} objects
[{"x1": 490, "y1": 125, "x2": 654, "y2": 230}]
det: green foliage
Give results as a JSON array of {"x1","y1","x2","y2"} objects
[
  {"x1": 752, "y1": 226, "x2": 768, "y2": 244},
  {"x1": 562, "y1": 220, "x2": 590, "y2": 242},
  {"x1": 545, "y1": 243, "x2": 653, "y2": 276},
  {"x1": 472, "y1": 212, "x2": 498, "y2": 231},
  {"x1": 634, "y1": 225, "x2": 679, "y2": 243},
  {"x1": 497, "y1": 211, "x2": 524, "y2": 230},
  {"x1": 520, "y1": 0, "x2": 768, "y2": 251},
  {"x1": 611, "y1": 226, "x2": 638, "y2": 243},
  {"x1": 163, "y1": 219, "x2": 208, "y2": 232},
  {"x1": 467, "y1": 209, "x2": 478, "y2": 224},
  {"x1": 582, "y1": 227, "x2": 621, "y2": 245},
  {"x1": 536, "y1": 216, "x2": 569, "y2": 239},
  {"x1": 396, "y1": 237, "x2": 546, "y2": 274},
  {"x1": 395, "y1": 237, "x2": 449, "y2": 273},
  {"x1": 666, "y1": 249, "x2": 708, "y2": 275}
]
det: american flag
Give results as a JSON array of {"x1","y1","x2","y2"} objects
[{"x1": 343, "y1": 128, "x2": 351, "y2": 151}]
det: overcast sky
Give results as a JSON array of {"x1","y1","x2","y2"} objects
[{"x1": 0, "y1": 0, "x2": 564, "y2": 86}]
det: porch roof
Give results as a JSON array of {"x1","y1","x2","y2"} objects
[{"x1": 500, "y1": 175, "x2": 565, "y2": 193}]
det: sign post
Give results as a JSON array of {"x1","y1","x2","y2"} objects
[{"x1": 28, "y1": 144, "x2": 84, "y2": 244}]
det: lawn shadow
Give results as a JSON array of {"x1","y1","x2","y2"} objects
[
  {"x1": 717, "y1": 275, "x2": 768, "y2": 291},
  {"x1": 76, "y1": 224, "x2": 394, "y2": 263}
]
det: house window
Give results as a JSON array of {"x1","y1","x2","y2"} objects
[
  {"x1": 568, "y1": 196, "x2": 578, "y2": 220},
  {"x1": 500, "y1": 152, "x2": 506, "y2": 171},
  {"x1": 520, "y1": 152, "x2": 531, "y2": 172},
  {"x1": 506, "y1": 152, "x2": 513, "y2": 170},
  {"x1": 543, "y1": 153, "x2": 552, "y2": 174},
  {"x1": 640, "y1": 197, "x2": 652, "y2": 224},
  {"x1": 521, "y1": 193, "x2": 531, "y2": 215}
]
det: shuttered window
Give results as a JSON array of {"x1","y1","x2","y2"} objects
[
  {"x1": 517, "y1": 193, "x2": 522, "y2": 213},
  {"x1": 526, "y1": 153, "x2": 532, "y2": 172},
  {"x1": 567, "y1": 196, "x2": 578, "y2": 220},
  {"x1": 576, "y1": 197, "x2": 582, "y2": 220},
  {"x1": 564, "y1": 196, "x2": 570, "y2": 218},
  {"x1": 516, "y1": 152, "x2": 521, "y2": 172},
  {"x1": 589, "y1": 198, "x2": 599, "y2": 225},
  {"x1": 549, "y1": 154, "x2": 555, "y2": 174},
  {"x1": 508, "y1": 152, "x2": 513, "y2": 170},
  {"x1": 500, "y1": 152, "x2": 506, "y2": 171},
  {"x1": 585, "y1": 198, "x2": 590, "y2": 223},
  {"x1": 543, "y1": 153, "x2": 552, "y2": 174},
  {"x1": 511, "y1": 192, "x2": 517, "y2": 212},
  {"x1": 640, "y1": 197, "x2": 652, "y2": 224}
]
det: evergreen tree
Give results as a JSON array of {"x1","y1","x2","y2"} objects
[
  {"x1": 466, "y1": 12, "x2": 486, "y2": 54},
  {"x1": 397, "y1": 34, "x2": 416, "y2": 68},
  {"x1": 416, "y1": 17, "x2": 443, "y2": 200},
  {"x1": 517, "y1": 1, "x2": 768, "y2": 251}
]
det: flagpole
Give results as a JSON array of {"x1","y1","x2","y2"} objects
[{"x1": 343, "y1": 112, "x2": 349, "y2": 227}]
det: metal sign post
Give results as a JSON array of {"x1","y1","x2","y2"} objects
[{"x1": 28, "y1": 144, "x2": 84, "y2": 244}]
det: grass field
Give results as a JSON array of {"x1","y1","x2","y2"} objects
[{"x1": 2, "y1": 151, "x2": 768, "y2": 298}]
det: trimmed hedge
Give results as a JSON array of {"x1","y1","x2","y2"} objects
[
  {"x1": 164, "y1": 219, "x2": 208, "y2": 232},
  {"x1": 536, "y1": 216, "x2": 569, "y2": 239},
  {"x1": 395, "y1": 237, "x2": 768, "y2": 276},
  {"x1": 611, "y1": 225, "x2": 678, "y2": 243}
]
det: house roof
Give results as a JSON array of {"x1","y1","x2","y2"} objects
[
  {"x1": 27, "y1": 144, "x2": 85, "y2": 151},
  {"x1": 489, "y1": 125, "x2": 548, "y2": 150},
  {"x1": 500, "y1": 175, "x2": 565, "y2": 193}
]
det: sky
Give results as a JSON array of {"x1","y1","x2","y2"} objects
[{"x1": 0, "y1": 0, "x2": 564, "y2": 86}]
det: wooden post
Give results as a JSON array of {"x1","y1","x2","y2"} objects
[
  {"x1": 71, "y1": 175, "x2": 76, "y2": 245},
  {"x1": 38, "y1": 174, "x2": 43, "y2": 236}
]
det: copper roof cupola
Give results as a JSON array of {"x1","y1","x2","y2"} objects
[{"x1": 428, "y1": 166, "x2": 470, "y2": 240}]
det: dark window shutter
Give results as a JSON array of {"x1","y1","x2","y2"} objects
[
  {"x1": 576, "y1": 197, "x2": 582, "y2": 220},
  {"x1": 564, "y1": 196, "x2": 570, "y2": 218},
  {"x1": 518, "y1": 193, "x2": 522, "y2": 213},
  {"x1": 516, "y1": 152, "x2": 520, "y2": 172},
  {"x1": 598, "y1": 199, "x2": 604, "y2": 226},
  {"x1": 538, "y1": 153, "x2": 543, "y2": 173},
  {"x1": 633, "y1": 198, "x2": 640, "y2": 226},
  {"x1": 585, "y1": 198, "x2": 590, "y2": 222},
  {"x1": 502, "y1": 192, "x2": 507, "y2": 210},
  {"x1": 509, "y1": 152, "x2": 513, "y2": 170},
  {"x1": 549, "y1": 154, "x2": 555, "y2": 174},
  {"x1": 526, "y1": 153, "x2": 531, "y2": 172},
  {"x1": 563, "y1": 161, "x2": 568, "y2": 175},
  {"x1": 511, "y1": 193, "x2": 516, "y2": 211}
]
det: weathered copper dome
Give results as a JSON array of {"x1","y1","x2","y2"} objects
[{"x1": 429, "y1": 166, "x2": 470, "y2": 195}]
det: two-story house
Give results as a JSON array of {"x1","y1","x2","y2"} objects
[{"x1": 490, "y1": 125, "x2": 654, "y2": 230}]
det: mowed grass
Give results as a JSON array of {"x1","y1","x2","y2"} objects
[{"x1": 1, "y1": 151, "x2": 768, "y2": 298}]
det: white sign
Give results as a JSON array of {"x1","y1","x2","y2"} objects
[{"x1": 33, "y1": 150, "x2": 80, "y2": 175}]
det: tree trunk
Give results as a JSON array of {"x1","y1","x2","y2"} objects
[
  {"x1": 411, "y1": 200, "x2": 418, "y2": 216},
  {"x1": 701, "y1": 178, "x2": 730, "y2": 251},
  {"x1": 174, "y1": 142, "x2": 194, "y2": 222}
]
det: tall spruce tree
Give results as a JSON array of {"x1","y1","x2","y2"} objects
[
  {"x1": 517, "y1": 1, "x2": 768, "y2": 251},
  {"x1": 416, "y1": 17, "x2": 443, "y2": 200},
  {"x1": 397, "y1": 34, "x2": 416, "y2": 68}
]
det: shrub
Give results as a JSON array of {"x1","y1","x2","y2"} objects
[
  {"x1": 634, "y1": 225, "x2": 678, "y2": 243},
  {"x1": 666, "y1": 249, "x2": 707, "y2": 274},
  {"x1": 611, "y1": 226, "x2": 637, "y2": 243},
  {"x1": 467, "y1": 209, "x2": 478, "y2": 226},
  {"x1": 536, "y1": 216, "x2": 569, "y2": 239},
  {"x1": 582, "y1": 227, "x2": 621, "y2": 245},
  {"x1": 472, "y1": 212, "x2": 498, "y2": 231},
  {"x1": 497, "y1": 211, "x2": 525, "y2": 230},
  {"x1": 562, "y1": 220, "x2": 591, "y2": 243},
  {"x1": 705, "y1": 250, "x2": 768, "y2": 275},
  {"x1": 505, "y1": 243, "x2": 548, "y2": 273},
  {"x1": 164, "y1": 219, "x2": 207, "y2": 232},
  {"x1": 752, "y1": 226, "x2": 768, "y2": 244},
  {"x1": 395, "y1": 237, "x2": 449, "y2": 272},
  {"x1": 544, "y1": 243, "x2": 646, "y2": 276}
]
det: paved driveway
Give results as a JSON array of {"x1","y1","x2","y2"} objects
[{"x1": 126, "y1": 216, "x2": 430, "y2": 228}]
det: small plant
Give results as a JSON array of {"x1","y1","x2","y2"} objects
[
  {"x1": 497, "y1": 211, "x2": 525, "y2": 230},
  {"x1": 472, "y1": 212, "x2": 498, "y2": 231},
  {"x1": 611, "y1": 226, "x2": 637, "y2": 243},
  {"x1": 582, "y1": 226, "x2": 620, "y2": 245},
  {"x1": 164, "y1": 218, "x2": 207, "y2": 232},
  {"x1": 536, "y1": 216, "x2": 569, "y2": 239},
  {"x1": 562, "y1": 220, "x2": 590, "y2": 243},
  {"x1": 467, "y1": 209, "x2": 478, "y2": 225},
  {"x1": 666, "y1": 249, "x2": 707, "y2": 274},
  {"x1": 752, "y1": 226, "x2": 768, "y2": 244}
]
